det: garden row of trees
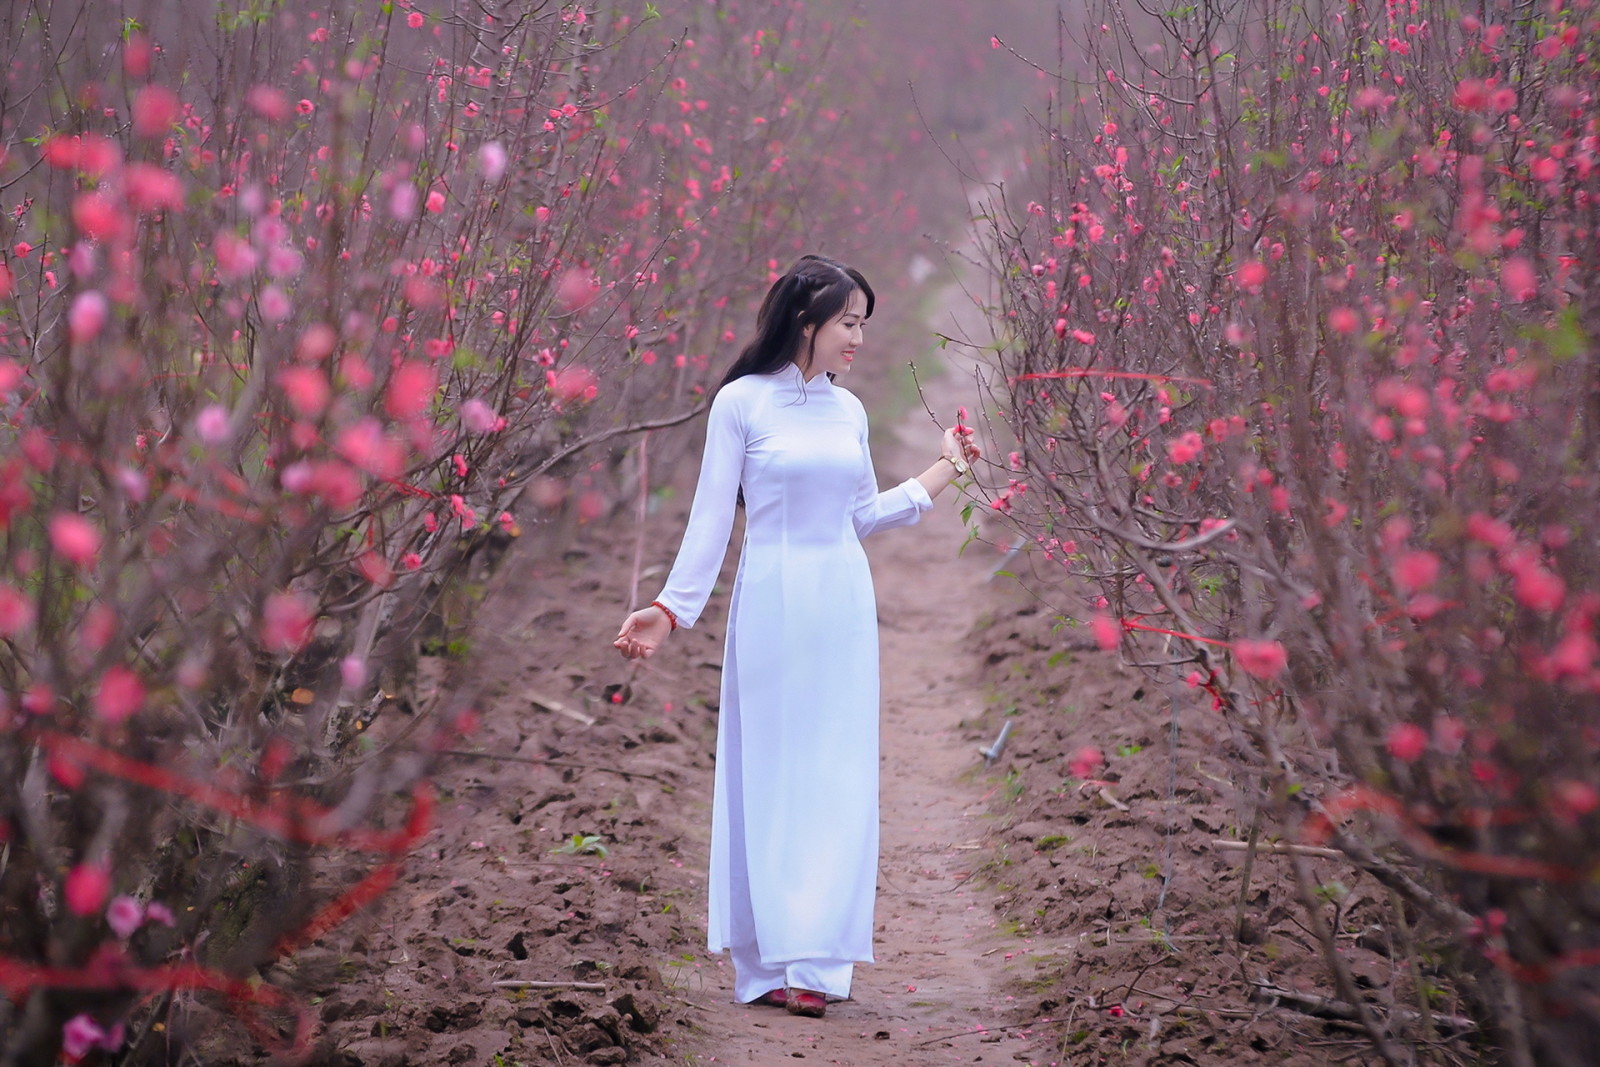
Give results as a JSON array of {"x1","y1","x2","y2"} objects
[
  {"x1": 978, "y1": 0, "x2": 1600, "y2": 1061},
  {"x1": 0, "y1": 0, "x2": 916, "y2": 1060}
]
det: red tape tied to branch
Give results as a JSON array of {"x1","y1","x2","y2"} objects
[
  {"x1": 0, "y1": 958, "x2": 312, "y2": 1056},
  {"x1": 31, "y1": 729, "x2": 427, "y2": 852},
  {"x1": 1010, "y1": 369, "x2": 1215, "y2": 390},
  {"x1": 1120, "y1": 617, "x2": 1236, "y2": 648},
  {"x1": 5, "y1": 730, "x2": 436, "y2": 1058}
]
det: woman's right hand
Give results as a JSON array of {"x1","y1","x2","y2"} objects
[{"x1": 614, "y1": 606, "x2": 673, "y2": 660}]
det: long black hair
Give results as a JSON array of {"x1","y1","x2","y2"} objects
[{"x1": 717, "y1": 254, "x2": 875, "y2": 391}]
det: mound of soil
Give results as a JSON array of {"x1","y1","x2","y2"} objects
[{"x1": 963, "y1": 580, "x2": 1474, "y2": 1067}]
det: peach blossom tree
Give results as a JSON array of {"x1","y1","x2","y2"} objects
[
  {"x1": 0, "y1": 0, "x2": 879, "y2": 1060},
  {"x1": 978, "y1": 0, "x2": 1600, "y2": 1061}
]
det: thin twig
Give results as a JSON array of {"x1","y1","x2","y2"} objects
[
  {"x1": 494, "y1": 980, "x2": 608, "y2": 991},
  {"x1": 434, "y1": 748, "x2": 671, "y2": 783}
]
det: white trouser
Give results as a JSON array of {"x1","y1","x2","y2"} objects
[{"x1": 728, "y1": 943, "x2": 854, "y2": 1004}]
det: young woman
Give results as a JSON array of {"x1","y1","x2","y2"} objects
[{"x1": 613, "y1": 254, "x2": 978, "y2": 1018}]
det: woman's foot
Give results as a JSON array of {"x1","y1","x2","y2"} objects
[
  {"x1": 785, "y1": 989, "x2": 826, "y2": 1018},
  {"x1": 754, "y1": 988, "x2": 788, "y2": 1008}
]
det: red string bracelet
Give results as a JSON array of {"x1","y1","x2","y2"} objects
[{"x1": 650, "y1": 600, "x2": 679, "y2": 631}]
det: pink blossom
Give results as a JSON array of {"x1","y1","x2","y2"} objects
[
  {"x1": 258, "y1": 285, "x2": 291, "y2": 322},
  {"x1": 194, "y1": 404, "x2": 231, "y2": 443},
  {"x1": 106, "y1": 895, "x2": 145, "y2": 938},
  {"x1": 49, "y1": 513, "x2": 101, "y2": 568},
  {"x1": 460, "y1": 398, "x2": 499, "y2": 433},
  {"x1": 407, "y1": 10, "x2": 425, "y2": 27},
  {"x1": 304, "y1": 461, "x2": 363, "y2": 508},
  {"x1": 341, "y1": 656, "x2": 368, "y2": 689},
  {"x1": 246, "y1": 85, "x2": 289, "y2": 120},
  {"x1": 68, "y1": 291, "x2": 109, "y2": 343},
  {"x1": 1166, "y1": 432, "x2": 1203, "y2": 464},
  {"x1": 1386, "y1": 723, "x2": 1428, "y2": 763},
  {"x1": 132, "y1": 85, "x2": 181, "y2": 139},
  {"x1": 1392, "y1": 550, "x2": 1440, "y2": 594},
  {"x1": 279, "y1": 366, "x2": 330, "y2": 416},
  {"x1": 1068, "y1": 745, "x2": 1104, "y2": 778},
  {"x1": 64, "y1": 863, "x2": 111, "y2": 916},
  {"x1": 386, "y1": 361, "x2": 437, "y2": 419},
  {"x1": 1513, "y1": 566, "x2": 1564, "y2": 613},
  {"x1": 1233, "y1": 639, "x2": 1287, "y2": 679},
  {"x1": 261, "y1": 592, "x2": 315, "y2": 653},
  {"x1": 43, "y1": 133, "x2": 121, "y2": 176},
  {"x1": 1071, "y1": 328, "x2": 1096, "y2": 345},
  {"x1": 1454, "y1": 78, "x2": 1490, "y2": 110},
  {"x1": 478, "y1": 141, "x2": 507, "y2": 182},
  {"x1": 0, "y1": 359, "x2": 22, "y2": 395},
  {"x1": 1236, "y1": 260, "x2": 1268, "y2": 292},
  {"x1": 1501, "y1": 257, "x2": 1537, "y2": 302},
  {"x1": 71, "y1": 193, "x2": 125, "y2": 242},
  {"x1": 123, "y1": 163, "x2": 184, "y2": 213},
  {"x1": 296, "y1": 98, "x2": 315, "y2": 116},
  {"x1": 425, "y1": 189, "x2": 446, "y2": 214},
  {"x1": 336, "y1": 418, "x2": 404, "y2": 479},
  {"x1": 389, "y1": 183, "x2": 418, "y2": 219},
  {"x1": 549, "y1": 366, "x2": 599, "y2": 404},
  {"x1": 1090, "y1": 612, "x2": 1119, "y2": 651},
  {"x1": 144, "y1": 901, "x2": 176, "y2": 926},
  {"x1": 0, "y1": 585, "x2": 34, "y2": 636},
  {"x1": 556, "y1": 269, "x2": 596, "y2": 312},
  {"x1": 62, "y1": 1015, "x2": 107, "y2": 1059},
  {"x1": 1551, "y1": 781, "x2": 1599, "y2": 821},
  {"x1": 80, "y1": 604, "x2": 118, "y2": 653},
  {"x1": 1327, "y1": 306, "x2": 1360, "y2": 334},
  {"x1": 213, "y1": 231, "x2": 258, "y2": 280},
  {"x1": 1465, "y1": 512, "x2": 1513, "y2": 549},
  {"x1": 265, "y1": 244, "x2": 303, "y2": 278},
  {"x1": 95, "y1": 666, "x2": 145, "y2": 724},
  {"x1": 1547, "y1": 631, "x2": 1595, "y2": 676}
]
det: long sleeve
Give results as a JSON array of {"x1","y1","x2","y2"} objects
[
  {"x1": 850, "y1": 405, "x2": 931, "y2": 540},
  {"x1": 653, "y1": 387, "x2": 747, "y2": 628}
]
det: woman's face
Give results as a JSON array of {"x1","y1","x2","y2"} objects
[{"x1": 800, "y1": 288, "x2": 868, "y2": 379}]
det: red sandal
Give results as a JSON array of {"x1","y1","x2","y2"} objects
[{"x1": 755, "y1": 988, "x2": 788, "y2": 1008}]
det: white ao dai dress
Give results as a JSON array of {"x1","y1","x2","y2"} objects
[{"x1": 652, "y1": 363, "x2": 931, "y2": 999}]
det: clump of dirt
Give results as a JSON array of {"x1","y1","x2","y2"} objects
[{"x1": 962, "y1": 581, "x2": 1476, "y2": 1067}]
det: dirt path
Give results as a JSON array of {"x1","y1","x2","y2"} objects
[{"x1": 663, "y1": 330, "x2": 1028, "y2": 1065}]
